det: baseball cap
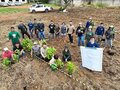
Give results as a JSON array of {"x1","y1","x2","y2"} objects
[{"x1": 4, "y1": 47, "x2": 8, "y2": 51}]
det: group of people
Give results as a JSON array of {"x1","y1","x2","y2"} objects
[{"x1": 1, "y1": 17, "x2": 115, "y2": 66}]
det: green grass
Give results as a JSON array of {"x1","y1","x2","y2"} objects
[
  {"x1": 0, "y1": 3, "x2": 60, "y2": 14},
  {"x1": 0, "y1": 7, "x2": 27, "y2": 14}
]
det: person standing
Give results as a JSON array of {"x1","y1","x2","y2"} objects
[
  {"x1": 8, "y1": 27, "x2": 21, "y2": 46},
  {"x1": 85, "y1": 26, "x2": 94, "y2": 44},
  {"x1": 33, "y1": 18, "x2": 39, "y2": 38},
  {"x1": 76, "y1": 22, "x2": 85, "y2": 46},
  {"x1": 67, "y1": 21, "x2": 75, "y2": 45},
  {"x1": 61, "y1": 22, "x2": 67, "y2": 42},
  {"x1": 49, "y1": 20, "x2": 56, "y2": 39},
  {"x1": 55, "y1": 23, "x2": 60, "y2": 39},
  {"x1": 28, "y1": 20, "x2": 34, "y2": 38},
  {"x1": 85, "y1": 17, "x2": 94, "y2": 31},
  {"x1": 95, "y1": 23, "x2": 105, "y2": 44},
  {"x1": 105, "y1": 25, "x2": 115, "y2": 50},
  {"x1": 18, "y1": 21, "x2": 31, "y2": 39},
  {"x1": 37, "y1": 19, "x2": 45, "y2": 40}
]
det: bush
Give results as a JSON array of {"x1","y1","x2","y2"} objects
[
  {"x1": 95, "y1": 3, "x2": 108, "y2": 8},
  {"x1": 38, "y1": 0, "x2": 49, "y2": 3},
  {"x1": 21, "y1": 38, "x2": 33, "y2": 52},
  {"x1": 2, "y1": 58, "x2": 11, "y2": 67},
  {"x1": 46, "y1": 47, "x2": 56, "y2": 60},
  {"x1": 66, "y1": 61, "x2": 76, "y2": 75},
  {"x1": 55, "y1": 59, "x2": 64, "y2": 69}
]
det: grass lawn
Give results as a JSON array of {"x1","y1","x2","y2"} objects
[
  {"x1": 0, "y1": 7, "x2": 27, "y2": 14},
  {"x1": 0, "y1": 3, "x2": 60, "y2": 14}
]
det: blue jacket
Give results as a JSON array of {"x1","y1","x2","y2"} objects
[
  {"x1": 86, "y1": 42, "x2": 99, "y2": 48},
  {"x1": 28, "y1": 22, "x2": 34, "y2": 30},
  {"x1": 95, "y1": 26, "x2": 105, "y2": 36},
  {"x1": 86, "y1": 21, "x2": 94, "y2": 29}
]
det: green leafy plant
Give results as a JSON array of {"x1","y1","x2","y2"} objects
[
  {"x1": 66, "y1": 61, "x2": 76, "y2": 75},
  {"x1": 2, "y1": 58, "x2": 11, "y2": 67},
  {"x1": 95, "y1": 3, "x2": 108, "y2": 8},
  {"x1": 21, "y1": 38, "x2": 33, "y2": 52},
  {"x1": 46, "y1": 47, "x2": 56, "y2": 60},
  {"x1": 13, "y1": 54, "x2": 19, "y2": 62},
  {"x1": 55, "y1": 59, "x2": 64, "y2": 69},
  {"x1": 50, "y1": 64, "x2": 57, "y2": 71}
]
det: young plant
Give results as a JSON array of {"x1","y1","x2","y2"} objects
[
  {"x1": 46, "y1": 47, "x2": 56, "y2": 60},
  {"x1": 55, "y1": 59, "x2": 64, "y2": 69},
  {"x1": 21, "y1": 38, "x2": 33, "y2": 52},
  {"x1": 2, "y1": 58, "x2": 11, "y2": 67},
  {"x1": 66, "y1": 61, "x2": 76, "y2": 75},
  {"x1": 13, "y1": 54, "x2": 19, "y2": 62}
]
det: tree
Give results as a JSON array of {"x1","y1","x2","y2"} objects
[{"x1": 59, "y1": 0, "x2": 73, "y2": 11}]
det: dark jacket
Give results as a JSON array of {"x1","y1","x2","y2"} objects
[
  {"x1": 95, "y1": 26, "x2": 105, "y2": 36},
  {"x1": 86, "y1": 42, "x2": 99, "y2": 48},
  {"x1": 37, "y1": 23, "x2": 45, "y2": 32},
  {"x1": 28, "y1": 22, "x2": 34, "y2": 31},
  {"x1": 76, "y1": 26, "x2": 85, "y2": 37},
  {"x1": 105, "y1": 29, "x2": 115, "y2": 40},
  {"x1": 62, "y1": 50, "x2": 71, "y2": 60},
  {"x1": 18, "y1": 24, "x2": 27, "y2": 33},
  {"x1": 86, "y1": 21, "x2": 94, "y2": 29},
  {"x1": 49, "y1": 24, "x2": 56, "y2": 33}
]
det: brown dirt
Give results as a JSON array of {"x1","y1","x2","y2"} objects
[{"x1": 0, "y1": 6, "x2": 120, "y2": 90}]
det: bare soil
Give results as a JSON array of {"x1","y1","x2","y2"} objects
[{"x1": 0, "y1": 6, "x2": 120, "y2": 90}]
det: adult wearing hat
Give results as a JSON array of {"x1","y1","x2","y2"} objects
[
  {"x1": 105, "y1": 25, "x2": 115, "y2": 50},
  {"x1": 31, "y1": 42, "x2": 41, "y2": 57},
  {"x1": 62, "y1": 46, "x2": 71, "y2": 62},
  {"x1": 2, "y1": 47, "x2": 13, "y2": 60}
]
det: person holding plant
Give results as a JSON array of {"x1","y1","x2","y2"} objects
[
  {"x1": 31, "y1": 42, "x2": 41, "y2": 58},
  {"x1": 37, "y1": 19, "x2": 45, "y2": 40},
  {"x1": 13, "y1": 43, "x2": 25, "y2": 58},
  {"x1": 105, "y1": 25, "x2": 115, "y2": 50},
  {"x1": 86, "y1": 37, "x2": 99, "y2": 48},
  {"x1": 49, "y1": 54, "x2": 63, "y2": 71},
  {"x1": 76, "y1": 22, "x2": 86, "y2": 46},
  {"x1": 2, "y1": 47, "x2": 13, "y2": 60},
  {"x1": 85, "y1": 26, "x2": 94, "y2": 44},
  {"x1": 62, "y1": 46, "x2": 71, "y2": 62},
  {"x1": 18, "y1": 21, "x2": 31, "y2": 39},
  {"x1": 67, "y1": 21, "x2": 75, "y2": 45},
  {"x1": 49, "y1": 20, "x2": 56, "y2": 39},
  {"x1": 40, "y1": 43, "x2": 49, "y2": 62},
  {"x1": 8, "y1": 27, "x2": 21, "y2": 47}
]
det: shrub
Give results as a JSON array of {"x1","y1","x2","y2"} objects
[
  {"x1": 38, "y1": 0, "x2": 49, "y2": 3},
  {"x1": 66, "y1": 61, "x2": 76, "y2": 75},
  {"x1": 46, "y1": 47, "x2": 56, "y2": 60},
  {"x1": 21, "y1": 38, "x2": 33, "y2": 52},
  {"x1": 95, "y1": 3, "x2": 108, "y2": 8},
  {"x1": 2, "y1": 58, "x2": 11, "y2": 67},
  {"x1": 55, "y1": 59, "x2": 64, "y2": 69}
]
